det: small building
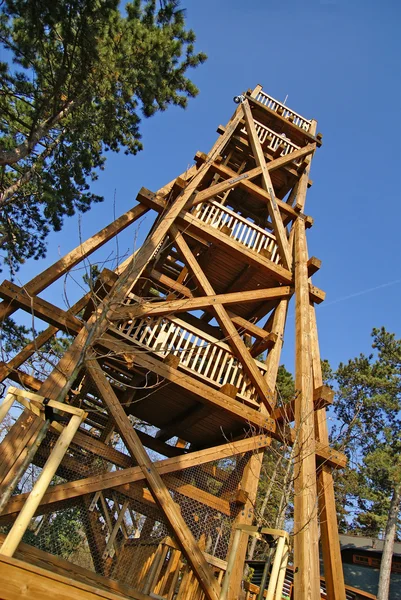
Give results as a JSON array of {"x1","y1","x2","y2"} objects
[{"x1": 340, "y1": 534, "x2": 401, "y2": 600}]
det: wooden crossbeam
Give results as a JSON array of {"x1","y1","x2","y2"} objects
[
  {"x1": 0, "y1": 292, "x2": 90, "y2": 384},
  {"x1": 0, "y1": 204, "x2": 149, "y2": 323},
  {"x1": 192, "y1": 144, "x2": 316, "y2": 205},
  {"x1": 145, "y1": 267, "x2": 275, "y2": 340},
  {"x1": 86, "y1": 359, "x2": 221, "y2": 600},
  {"x1": 242, "y1": 99, "x2": 292, "y2": 270},
  {"x1": 111, "y1": 287, "x2": 292, "y2": 320},
  {"x1": 0, "y1": 435, "x2": 271, "y2": 524},
  {"x1": 137, "y1": 188, "x2": 293, "y2": 285},
  {"x1": 101, "y1": 332, "x2": 346, "y2": 469},
  {"x1": 170, "y1": 225, "x2": 275, "y2": 412}
]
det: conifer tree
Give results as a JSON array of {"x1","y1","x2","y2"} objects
[
  {"x1": 0, "y1": 0, "x2": 206, "y2": 271},
  {"x1": 334, "y1": 328, "x2": 401, "y2": 600}
]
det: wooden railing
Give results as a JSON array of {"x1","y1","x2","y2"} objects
[
  {"x1": 241, "y1": 119, "x2": 302, "y2": 165},
  {"x1": 253, "y1": 90, "x2": 312, "y2": 132},
  {"x1": 191, "y1": 200, "x2": 280, "y2": 263},
  {"x1": 115, "y1": 313, "x2": 267, "y2": 405}
]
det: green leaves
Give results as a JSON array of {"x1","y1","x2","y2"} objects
[{"x1": 0, "y1": 0, "x2": 206, "y2": 271}]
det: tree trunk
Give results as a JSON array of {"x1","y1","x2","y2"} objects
[{"x1": 377, "y1": 481, "x2": 401, "y2": 600}]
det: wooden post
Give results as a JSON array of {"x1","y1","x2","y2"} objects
[
  {"x1": 219, "y1": 527, "x2": 242, "y2": 600},
  {"x1": 0, "y1": 412, "x2": 84, "y2": 557},
  {"x1": 293, "y1": 217, "x2": 320, "y2": 600},
  {"x1": 274, "y1": 542, "x2": 289, "y2": 600},
  {"x1": 309, "y1": 305, "x2": 346, "y2": 600},
  {"x1": 223, "y1": 295, "x2": 289, "y2": 600},
  {"x1": 0, "y1": 394, "x2": 14, "y2": 423},
  {"x1": 265, "y1": 535, "x2": 287, "y2": 600}
]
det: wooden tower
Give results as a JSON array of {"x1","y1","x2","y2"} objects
[{"x1": 0, "y1": 85, "x2": 350, "y2": 600}]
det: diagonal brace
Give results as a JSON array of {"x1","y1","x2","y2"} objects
[{"x1": 170, "y1": 225, "x2": 275, "y2": 412}]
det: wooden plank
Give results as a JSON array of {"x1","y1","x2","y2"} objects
[
  {"x1": 171, "y1": 225, "x2": 275, "y2": 412},
  {"x1": 0, "y1": 554, "x2": 150, "y2": 600},
  {"x1": 0, "y1": 533, "x2": 143, "y2": 600},
  {"x1": 293, "y1": 217, "x2": 320, "y2": 600},
  {"x1": 0, "y1": 435, "x2": 272, "y2": 520},
  {"x1": 241, "y1": 99, "x2": 292, "y2": 270},
  {"x1": 111, "y1": 287, "x2": 292, "y2": 320},
  {"x1": 156, "y1": 404, "x2": 210, "y2": 442},
  {"x1": 309, "y1": 304, "x2": 346, "y2": 600},
  {"x1": 86, "y1": 360, "x2": 221, "y2": 600},
  {"x1": 0, "y1": 204, "x2": 149, "y2": 322}
]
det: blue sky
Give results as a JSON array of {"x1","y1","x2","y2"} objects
[{"x1": 11, "y1": 0, "x2": 401, "y2": 372}]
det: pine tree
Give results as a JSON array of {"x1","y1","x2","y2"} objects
[
  {"x1": 0, "y1": 0, "x2": 206, "y2": 271},
  {"x1": 333, "y1": 328, "x2": 401, "y2": 600}
]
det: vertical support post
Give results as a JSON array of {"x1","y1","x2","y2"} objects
[
  {"x1": 223, "y1": 295, "x2": 289, "y2": 600},
  {"x1": 310, "y1": 305, "x2": 346, "y2": 600},
  {"x1": 0, "y1": 412, "x2": 84, "y2": 557},
  {"x1": 265, "y1": 535, "x2": 287, "y2": 600},
  {"x1": 220, "y1": 527, "x2": 243, "y2": 600},
  {"x1": 0, "y1": 394, "x2": 14, "y2": 423},
  {"x1": 293, "y1": 217, "x2": 320, "y2": 600},
  {"x1": 274, "y1": 542, "x2": 289, "y2": 600}
]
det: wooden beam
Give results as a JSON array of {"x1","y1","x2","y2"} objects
[
  {"x1": 101, "y1": 333, "x2": 346, "y2": 469},
  {"x1": 293, "y1": 217, "x2": 320, "y2": 600},
  {"x1": 195, "y1": 156, "x2": 306, "y2": 223},
  {"x1": 193, "y1": 144, "x2": 315, "y2": 205},
  {"x1": 293, "y1": 119, "x2": 317, "y2": 212},
  {"x1": 241, "y1": 99, "x2": 292, "y2": 270},
  {"x1": 307, "y1": 257, "x2": 321, "y2": 278},
  {"x1": 146, "y1": 267, "x2": 274, "y2": 340},
  {"x1": 111, "y1": 287, "x2": 292, "y2": 320},
  {"x1": 0, "y1": 554, "x2": 150, "y2": 600},
  {"x1": 0, "y1": 435, "x2": 272, "y2": 521},
  {"x1": 86, "y1": 360, "x2": 221, "y2": 600},
  {"x1": 272, "y1": 385, "x2": 334, "y2": 423},
  {"x1": 0, "y1": 292, "x2": 90, "y2": 384},
  {"x1": 0, "y1": 204, "x2": 149, "y2": 322},
  {"x1": 0, "y1": 280, "x2": 83, "y2": 334},
  {"x1": 137, "y1": 188, "x2": 293, "y2": 285},
  {"x1": 310, "y1": 305, "x2": 346, "y2": 600},
  {"x1": 171, "y1": 225, "x2": 275, "y2": 412}
]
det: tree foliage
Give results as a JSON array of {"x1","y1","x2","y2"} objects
[
  {"x1": 333, "y1": 327, "x2": 401, "y2": 600},
  {"x1": 0, "y1": 0, "x2": 206, "y2": 271}
]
